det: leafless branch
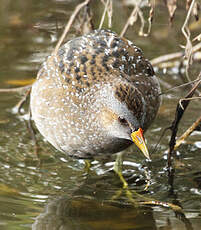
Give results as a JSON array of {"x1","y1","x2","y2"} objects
[
  {"x1": 174, "y1": 114, "x2": 201, "y2": 150},
  {"x1": 53, "y1": 0, "x2": 91, "y2": 56},
  {"x1": 179, "y1": 96, "x2": 201, "y2": 109},
  {"x1": 99, "y1": 0, "x2": 110, "y2": 29},
  {"x1": 13, "y1": 88, "x2": 31, "y2": 114},
  {"x1": 0, "y1": 84, "x2": 32, "y2": 93},
  {"x1": 160, "y1": 78, "x2": 201, "y2": 95},
  {"x1": 167, "y1": 74, "x2": 201, "y2": 168},
  {"x1": 120, "y1": 6, "x2": 138, "y2": 37},
  {"x1": 151, "y1": 42, "x2": 201, "y2": 66},
  {"x1": 181, "y1": 0, "x2": 195, "y2": 82}
]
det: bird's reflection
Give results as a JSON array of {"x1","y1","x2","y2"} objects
[
  {"x1": 32, "y1": 195, "x2": 157, "y2": 230},
  {"x1": 32, "y1": 170, "x2": 158, "y2": 230},
  {"x1": 32, "y1": 161, "x2": 194, "y2": 230}
]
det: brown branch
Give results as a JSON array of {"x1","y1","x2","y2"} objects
[
  {"x1": 150, "y1": 42, "x2": 201, "y2": 66},
  {"x1": 164, "y1": 0, "x2": 177, "y2": 24},
  {"x1": 53, "y1": 0, "x2": 91, "y2": 56},
  {"x1": 181, "y1": 0, "x2": 195, "y2": 82},
  {"x1": 107, "y1": 0, "x2": 113, "y2": 28},
  {"x1": 151, "y1": 51, "x2": 183, "y2": 66},
  {"x1": 167, "y1": 74, "x2": 201, "y2": 168},
  {"x1": 138, "y1": 6, "x2": 147, "y2": 36},
  {"x1": 147, "y1": 1, "x2": 154, "y2": 35},
  {"x1": 13, "y1": 88, "x2": 31, "y2": 114},
  {"x1": 160, "y1": 78, "x2": 200, "y2": 95},
  {"x1": 99, "y1": 0, "x2": 113, "y2": 29},
  {"x1": 174, "y1": 114, "x2": 201, "y2": 150},
  {"x1": 0, "y1": 84, "x2": 32, "y2": 93},
  {"x1": 179, "y1": 96, "x2": 201, "y2": 109},
  {"x1": 120, "y1": 6, "x2": 138, "y2": 37},
  {"x1": 99, "y1": 0, "x2": 110, "y2": 29}
]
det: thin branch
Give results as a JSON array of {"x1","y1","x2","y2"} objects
[
  {"x1": 181, "y1": 0, "x2": 195, "y2": 82},
  {"x1": 120, "y1": 6, "x2": 138, "y2": 37},
  {"x1": 147, "y1": 1, "x2": 154, "y2": 35},
  {"x1": 179, "y1": 96, "x2": 201, "y2": 109},
  {"x1": 151, "y1": 52, "x2": 183, "y2": 66},
  {"x1": 150, "y1": 42, "x2": 201, "y2": 66},
  {"x1": 99, "y1": 0, "x2": 110, "y2": 29},
  {"x1": 0, "y1": 84, "x2": 32, "y2": 93},
  {"x1": 138, "y1": 6, "x2": 147, "y2": 36},
  {"x1": 53, "y1": 0, "x2": 91, "y2": 56},
  {"x1": 160, "y1": 78, "x2": 201, "y2": 95},
  {"x1": 13, "y1": 88, "x2": 31, "y2": 114},
  {"x1": 174, "y1": 114, "x2": 201, "y2": 150},
  {"x1": 167, "y1": 74, "x2": 201, "y2": 168},
  {"x1": 107, "y1": 0, "x2": 113, "y2": 28}
]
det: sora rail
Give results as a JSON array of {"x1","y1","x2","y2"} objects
[{"x1": 30, "y1": 29, "x2": 161, "y2": 161}]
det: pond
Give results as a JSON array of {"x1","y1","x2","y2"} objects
[{"x1": 0, "y1": 0, "x2": 200, "y2": 229}]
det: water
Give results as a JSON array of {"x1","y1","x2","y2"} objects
[{"x1": 0, "y1": 0, "x2": 200, "y2": 229}]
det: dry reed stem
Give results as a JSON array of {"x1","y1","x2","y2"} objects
[
  {"x1": 137, "y1": 6, "x2": 146, "y2": 36},
  {"x1": 147, "y1": 1, "x2": 154, "y2": 35},
  {"x1": 99, "y1": 0, "x2": 110, "y2": 29},
  {"x1": 120, "y1": 6, "x2": 138, "y2": 37},
  {"x1": 120, "y1": 2, "x2": 150, "y2": 38},
  {"x1": 151, "y1": 42, "x2": 201, "y2": 66},
  {"x1": 99, "y1": 0, "x2": 113, "y2": 29},
  {"x1": 179, "y1": 95, "x2": 201, "y2": 109},
  {"x1": 181, "y1": 0, "x2": 195, "y2": 82},
  {"x1": 167, "y1": 75, "x2": 201, "y2": 168},
  {"x1": 53, "y1": 0, "x2": 91, "y2": 56},
  {"x1": 14, "y1": 88, "x2": 31, "y2": 114},
  {"x1": 107, "y1": 0, "x2": 113, "y2": 28},
  {"x1": 193, "y1": 33, "x2": 201, "y2": 41},
  {"x1": 160, "y1": 78, "x2": 201, "y2": 95},
  {"x1": 0, "y1": 84, "x2": 32, "y2": 93},
  {"x1": 174, "y1": 114, "x2": 201, "y2": 150}
]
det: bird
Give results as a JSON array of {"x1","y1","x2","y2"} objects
[{"x1": 30, "y1": 29, "x2": 161, "y2": 187}]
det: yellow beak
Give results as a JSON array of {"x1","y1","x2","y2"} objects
[{"x1": 131, "y1": 128, "x2": 150, "y2": 160}]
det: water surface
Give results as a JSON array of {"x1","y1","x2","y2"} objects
[{"x1": 0, "y1": 1, "x2": 200, "y2": 229}]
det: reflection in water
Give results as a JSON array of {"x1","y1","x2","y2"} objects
[
  {"x1": 32, "y1": 195, "x2": 157, "y2": 230},
  {"x1": 31, "y1": 174, "x2": 196, "y2": 230}
]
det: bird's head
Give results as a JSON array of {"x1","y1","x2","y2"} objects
[{"x1": 99, "y1": 106, "x2": 150, "y2": 160}]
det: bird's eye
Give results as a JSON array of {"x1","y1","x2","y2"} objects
[{"x1": 118, "y1": 117, "x2": 128, "y2": 126}]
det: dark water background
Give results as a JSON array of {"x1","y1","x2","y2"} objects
[{"x1": 0, "y1": 0, "x2": 200, "y2": 229}]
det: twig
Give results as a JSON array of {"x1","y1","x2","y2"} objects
[
  {"x1": 137, "y1": 6, "x2": 147, "y2": 36},
  {"x1": 179, "y1": 96, "x2": 201, "y2": 109},
  {"x1": 53, "y1": 0, "x2": 91, "y2": 56},
  {"x1": 151, "y1": 51, "x2": 183, "y2": 66},
  {"x1": 167, "y1": 74, "x2": 201, "y2": 168},
  {"x1": 27, "y1": 110, "x2": 39, "y2": 157},
  {"x1": 107, "y1": 0, "x2": 113, "y2": 28},
  {"x1": 99, "y1": 0, "x2": 110, "y2": 29},
  {"x1": 77, "y1": 4, "x2": 94, "y2": 34},
  {"x1": 174, "y1": 114, "x2": 201, "y2": 150},
  {"x1": 160, "y1": 78, "x2": 201, "y2": 95},
  {"x1": 147, "y1": 1, "x2": 154, "y2": 35},
  {"x1": 181, "y1": 0, "x2": 195, "y2": 82},
  {"x1": 120, "y1": 6, "x2": 138, "y2": 37},
  {"x1": 150, "y1": 42, "x2": 201, "y2": 66},
  {"x1": 193, "y1": 33, "x2": 201, "y2": 42},
  {"x1": 14, "y1": 88, "x2": 31, "y2": 114},
  {"x1": 140, "y1": 200, "x2": 182, "y2": 212},
  {"x1": 0, "y1": 84, "x2": 32, "y2": 93}
]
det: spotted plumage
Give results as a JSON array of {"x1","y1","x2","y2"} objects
[{"x1": 30, "y1": 29, "x2": 161, "y2": 158}]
